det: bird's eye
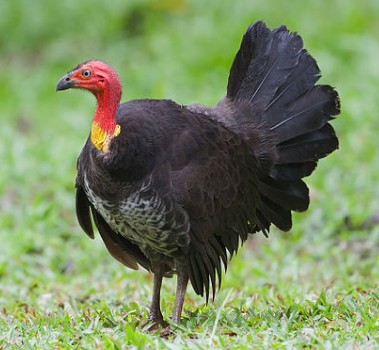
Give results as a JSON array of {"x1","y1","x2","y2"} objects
[{"x1": 82, "y1": 69, "x2": 91, "y2": 78}]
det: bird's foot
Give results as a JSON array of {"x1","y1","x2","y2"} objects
[
  {"x1": 141, "y1": 314, "x2": 168, "y2": 333},
  {"x1": 141, "y1": 319, "x2": 174, "y2": 338},
  {"x1": 159, "y1": 326, "x2": 174, "y2": 338}
]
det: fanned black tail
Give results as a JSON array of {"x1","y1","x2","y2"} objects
[{"x1": 227, "y1": 21, "x2": 340, "y2": 232}]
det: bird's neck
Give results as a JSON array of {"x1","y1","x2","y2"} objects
[{"x1": 91, "y1": 89, "x2": 121, "y2": 152}]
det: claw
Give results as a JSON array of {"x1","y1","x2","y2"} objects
[{"x1": 141, "y1": 317, "x2": 167, "y2": 332}]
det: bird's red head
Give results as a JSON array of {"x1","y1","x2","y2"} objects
[
  {"x1": 57, "y1": 60, "x2": 122, "y2": 152},
  {"x1": 56, "y1": 60, "x2": 122, "y2": 100}
]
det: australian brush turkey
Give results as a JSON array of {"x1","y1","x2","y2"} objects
[{"x1": 56, "y1": 21, "x2": 340, "y2": 326}]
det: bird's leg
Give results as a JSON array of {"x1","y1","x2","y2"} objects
[
  {"x1": 144, "y1": 268, "x2": 165, "y2": 328},
  {"x1": 172, "y1": 271, "x2": 189, "y2": 324}
]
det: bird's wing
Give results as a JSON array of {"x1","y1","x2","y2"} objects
[
  {"x1": 75, "y1": 185, "x2": 151, "y2": 271},
  {"x1": 163, "y1": 115, "x2": 261, "y2": 299}
]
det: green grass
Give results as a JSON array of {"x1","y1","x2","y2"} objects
[{"x1": 1, "y1": 0, "x2": 379, "y2": 348}]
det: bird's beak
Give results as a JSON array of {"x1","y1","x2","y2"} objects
[{"x1": 56, "y1": 74, "x2": 77, "y2": 91}]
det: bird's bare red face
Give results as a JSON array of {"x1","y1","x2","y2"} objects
[
  {"x1": 56, "y1": 60, "x2": 120, "y2": 95},
  {"x1": 57, "y1": 60, "x2": 123, "y2": 151}
]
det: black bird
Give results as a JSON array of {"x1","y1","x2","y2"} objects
[{"x1": 56, "y1": 21, "x2": 340, "y2": 326}]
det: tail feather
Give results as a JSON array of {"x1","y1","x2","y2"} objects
[
  {"x1": 277, "y1": 124, "x2": 338, "y2": 164},
  {"x1": 225, "y1": 21, "x2": 340, "y2": 233},
  {"x1": 260, "y1": 177, "x2": 309, "y2": 212},
  {"x1": 227, "y1": 22, "x2": 320, "y2": 117},
  {"x1": 259, "y1": 197, "x2": 292, "y2": 231},
  {"x1": 227, "y1": 21, "x2": 271, "y2": 100},
  {"x1": 271, "y1": 86, "x2": 339, "y2": 143},
  {"x1": 264, "y1": 47, "x2": 320, "y2": 116},
  {"x1": 269, "y1": 162, "x2": 317, "y2": 181}
]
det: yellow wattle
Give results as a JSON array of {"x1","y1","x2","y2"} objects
[{"x1": 91, "y1": 122, "x2": 121, "y2": 152}]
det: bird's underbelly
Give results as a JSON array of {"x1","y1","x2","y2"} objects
[{"x1": 83, "y1": 177, "x2": 189, "y2": 257}]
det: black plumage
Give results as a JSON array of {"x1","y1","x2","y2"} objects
[{"x1": 57, "y1": 21, "x2": 340, "y2": 326}]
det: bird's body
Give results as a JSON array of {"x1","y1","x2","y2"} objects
[
  {"x1": 57, "y1": 21, "x2": 340, "y2": 326},
  {"x1": 76, "y1": 99, "x2": 264, "y2": 292}
]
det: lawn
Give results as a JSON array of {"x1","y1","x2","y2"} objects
[{"x1": 0, "y1": 0, "x2": 378, "y2": 348}]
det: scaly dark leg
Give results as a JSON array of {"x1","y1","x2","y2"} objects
[
  {"x1": 145, "y1": 269, "x2": 164, "y2": 327},
  {"x1": 172, "y1": 271, "x2": 189, "y2": 324}
]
